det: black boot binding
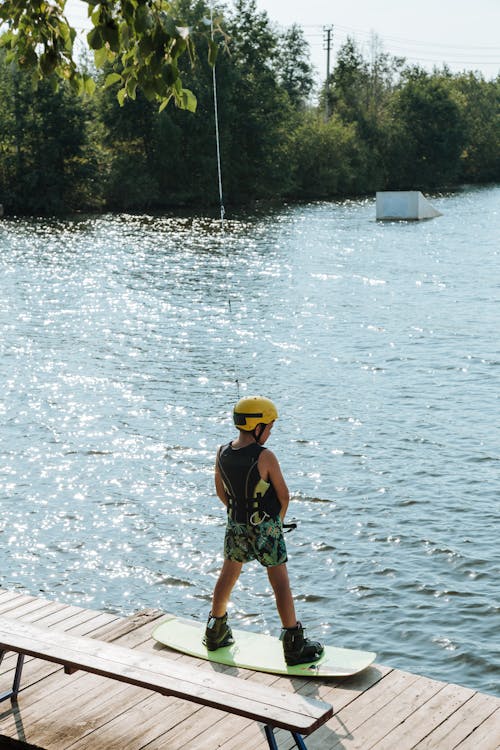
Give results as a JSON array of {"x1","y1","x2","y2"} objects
[
  {"x1": 203, "y1": 612, "x2": 234, "y2": 651},
  {"x1": 281, "y1": 622, "x2": 324, "y2": 666}
]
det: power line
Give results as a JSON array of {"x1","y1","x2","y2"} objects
[
  {"x1": 323, "y1": 26, "x2": 333, "y2": 119},
  {"x1": 299, "y1": 23, "x2": 500, "y2": 72},
  {"x1": 303, "y1": 22, "x2": 500, "y2": 52}
]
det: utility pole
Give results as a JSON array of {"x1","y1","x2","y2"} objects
[{"x1": 323, "y1": 25, "x2": 333, "y2": 120}]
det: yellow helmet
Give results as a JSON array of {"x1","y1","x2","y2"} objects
[{"x1": 233, "y1": 396, "x2": 278, "y2": 431}]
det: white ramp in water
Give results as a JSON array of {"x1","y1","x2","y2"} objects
[{"x1": 376, "y1": 191, "x2": 442, "y2": 220}]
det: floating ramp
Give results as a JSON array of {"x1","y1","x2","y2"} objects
[{"x1": 376, "y1": 191, "x2": 442, "y2": 220}]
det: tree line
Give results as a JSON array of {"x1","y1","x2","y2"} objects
[{"x1": 0, "y1": 0, "x2": 498, "y2": 215}]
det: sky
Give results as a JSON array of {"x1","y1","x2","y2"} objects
[{"x1": 66, "y1": 0, "x2": 500, "y2": 83}]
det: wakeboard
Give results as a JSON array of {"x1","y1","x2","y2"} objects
[{"x1": 153, "y1": 615, "x2": 376, "y2": 678}]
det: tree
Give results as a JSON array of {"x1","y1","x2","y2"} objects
[
  {"x1": 289, "y1": 112, "x2": 365, "y2": 198},
  {"x1": 320, "y1": 37, "x2": 401, "y2": 191},
  {"x1": 0, "y1": 0, "x2": 218, "y2": 111},
  {"x1": 220, "y1": 0, "x2": 294, "y2": 201},
  {"x1": 454, "y1": 73, "x2": 500, "y2": 183},
  {"x1": 96, "y1": 0, "x2": 223, "y2": 208},
  {"x1": 276, "y1": 24, "x2": 314, "y2": 109},
  {"x1": 387, "y1": 69, "x2": 467, "y2": 188},
  {"x1": 0, "y1": 49, "x2": 99, "y2": 214},
  {"x1": 325, "y1": 38, "x2": 369, "y2": 124}
]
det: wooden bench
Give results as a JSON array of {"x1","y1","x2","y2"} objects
[{"x1": 0, "y1": 616, "x2": 333, "y2": 750}]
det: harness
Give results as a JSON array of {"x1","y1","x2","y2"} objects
[{"x1": 217, "y1": 442, "x2": 281, "y2": 525}]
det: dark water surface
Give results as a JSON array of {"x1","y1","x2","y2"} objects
[{"x1": 1, "y1": 186, "x2": 499, "y2": 696}]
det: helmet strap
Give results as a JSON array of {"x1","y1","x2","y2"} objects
[{"x1": 253, "y1": 424, "x2": 265, "y2": 444}]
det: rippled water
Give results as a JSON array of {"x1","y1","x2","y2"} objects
[{"x1": 1, "y1": 186, "x2": 499, "y2": 696}]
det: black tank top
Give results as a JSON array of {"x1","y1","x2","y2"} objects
[{"x1": 217, "y1": 442, "x2": 281, "y2": 523}]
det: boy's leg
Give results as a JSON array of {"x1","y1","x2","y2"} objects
[
  {"x1": 266, "y1": 563, "x2": 297, "y2": 629},
  {"x1": 204, "y1": 559, "x2": 242, "y2": 650},
  {"x1": 268, "y1": 563, "x2": 324, "y2": 665},
  {"x1": 211, "y1": 559, "x2": 243, "y2": 617}
]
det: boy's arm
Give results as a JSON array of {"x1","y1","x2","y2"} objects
[
  {"x1": 260, "y1": 450, "x2": 290, "y2": 521},
  {"x1": 214, "y1": 456, "x2": 229, "y2": 507}
]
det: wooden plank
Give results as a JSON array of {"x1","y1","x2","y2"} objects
[
  {"x1": 161, "y1": 675, "x2": 282, "y2": 750},
  {"x1": 1, "y1": 595, "x2": 498, "y2": 750},
  {"x1": 311, "y1": 673, "x2": 447, "y2": 750},
  {"x1": 0, "y1": 595, "x2": 42, "y2": 616},
  {"x1": 290, "y1": 669, "x2": 421, "y2": 750},
  {"x1": 208, "y1": 664, "x2": 391, "y2": 750},
  {"x1": 14, "y1": 675, "x2": 151, "y2": 749},
  {"x1": 185, "y1": 666, "x2": 390, "y2": 750},
  {"x1": 0, "y1": 612, "x2": 157, "y2": 704},
  {"x1": 62, "y1": 644, "x2": 273, "y2": 750},
  {"x1": 209, "y1": 716, "x2": 271, "y2": 750},
  {"x1": 370, "y1": 682, "x2": 476, "y2": 750},
  {"x1": 263, "y1": 666, "x2": 394, "y2": 750},
  {"x1": 0, "y1": 609, "x2": 126, "y2": 724},
  {"x1": 0, "y1": 617, "x2": 332, "y2": 734},
  {"x1": 0, "y1": 602, "x2": 79, "y2": 676},
  {"x1": 0, "y1": 617, "x2": 164, "y2": 746},
  {"x1": 144, "y1": 646, "x2": 293, "y2": 750},
  {"x1": 0, "y1": 591, "x2": 27, "y2": 606},
  {"x1": 65, "y1": 693, "x2": 205, "y2": 750},
  {"x1": 0, "y1": 607, "x2": 120, "y2": 679},
  {"x1": 413, "y1": 691, "x2": 500, "y2": 749},
  {"x1": 22, "y1": 620, "x2": 193, "y2": 749},
  {"x1": 453, "y1": 707, "x2": 500, "y2": 750},
  {"x1": 140, "y1": 705, "x2": 229, "y2": 749}
]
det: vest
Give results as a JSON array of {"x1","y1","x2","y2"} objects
[{"x1": 217, "y1": 442, "x2": 281, "y2": 524}]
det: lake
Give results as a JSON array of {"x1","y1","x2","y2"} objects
[{"x1": 1, "y1": 185, "x2": 499, "y2": 696}]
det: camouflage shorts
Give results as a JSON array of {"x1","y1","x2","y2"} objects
[{"x1": 224, "y1": 516, "x2": 288, "y2": 568}]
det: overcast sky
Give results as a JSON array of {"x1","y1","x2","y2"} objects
[{"x1": 66, "y1": 0, "x2": 500, "y2": 83}]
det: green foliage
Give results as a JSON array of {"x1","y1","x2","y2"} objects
[
  {"x1": 0, "y1": 49, "x2": 101, "y2": 214},
  {"x1": 276, "y1": 24, "x2": 314, "y2": 110},
  {"x1": 387, "y1": 69, "x2": 467, "y2": 188},
  {"x1": 454, "y1": 73, "x2": 500, "y2": 182},
  {"x1": 289, "y1": 113, "x2": 364, "y2": 197},
  {"x1": 220, "y1": 0, "x2": 294, "y2": 200},
  {"x1": 0, "y1": 8, "x2": 497, "y2": 216},
  {"x1": 0, "y1": 0, "x2": 203, "y2": 111}
]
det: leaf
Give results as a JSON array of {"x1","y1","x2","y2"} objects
[
  {"x1": 141, "y1": 81, "x2": 156, "y2": 101},
  {"x1": 39, "y1": 50, "x2": 58, "y2": 76},
  {"x1": 70, "y1": 74, "x2": 84, "y2": 95},
  {"x1": 0, "y1": 31, "x2": 13, "y2": 48},
  {"x1": 119, "y1": 21, "x2": 130, "y2": 49},
  {"x1": 159, "y1": 12, "x2": 177, "y2": 37},
  {"x1": 91, "y1": 7, "x2": 101, "y2": 25},
  {"x1": 171, "y1": 38, "x2": 187, "y2": 59},
  {"x1": 181, "y1": 88, "x2": 197, "y2": 113},
  {"x1": 102, "y1": 22, "x2": 120, "y2": 52},
  {"x1": 126, "y1": 76, "x2": 138, "y2": 100},
  {"x1": 84, "y1": 75, "x2": 96, "y2": 96},
  {"x1": 87, "y1": 27, "x2": 103, "y2": 50},
  {"x1": 19, "y1": 47, "x2": 38, "y2": 68},
  {"x1": 94, "y1": 46, "x2": 108, "y2": 68},
  {"x1": 208, "y1": 39, "x2": 218, "y2": 67},
  {"x1": 138, "y1": 33, "x2": 154, "y2": 58},
  {"x1": 134, "y1": 5, "x2": 152, "y2": 34},
  {"x1": 158, "y1": 93, "x2": 173, "y2": 112},
  {"x1": 117, "y1": 87, "x2": 127, "y2": 106},
  {"x1": 104, "y1": 72, "x2": 122, "y2": 89},
  {"x1": 161, "y1": 63, "x2": 177, "y2": 86}
]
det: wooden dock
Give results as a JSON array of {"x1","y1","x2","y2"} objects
[{"x1": 0, "y1": 588, "x2": 498, "y2": 749}]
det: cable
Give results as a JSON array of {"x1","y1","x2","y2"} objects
[
  {"x1": 227, "y1": 300, "x2": 240, "y2": 400},
  {"x1": 210, "y1": 3, "x2": 225, "y2": 228}
]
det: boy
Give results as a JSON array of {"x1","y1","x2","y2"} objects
[{"x1": 204, "y1": 395, "x2": 324, "y2": 666}]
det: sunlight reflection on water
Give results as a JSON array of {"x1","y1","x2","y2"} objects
[{"x1": 1, "y1": 187, "x2": 499, "y2": 695}]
